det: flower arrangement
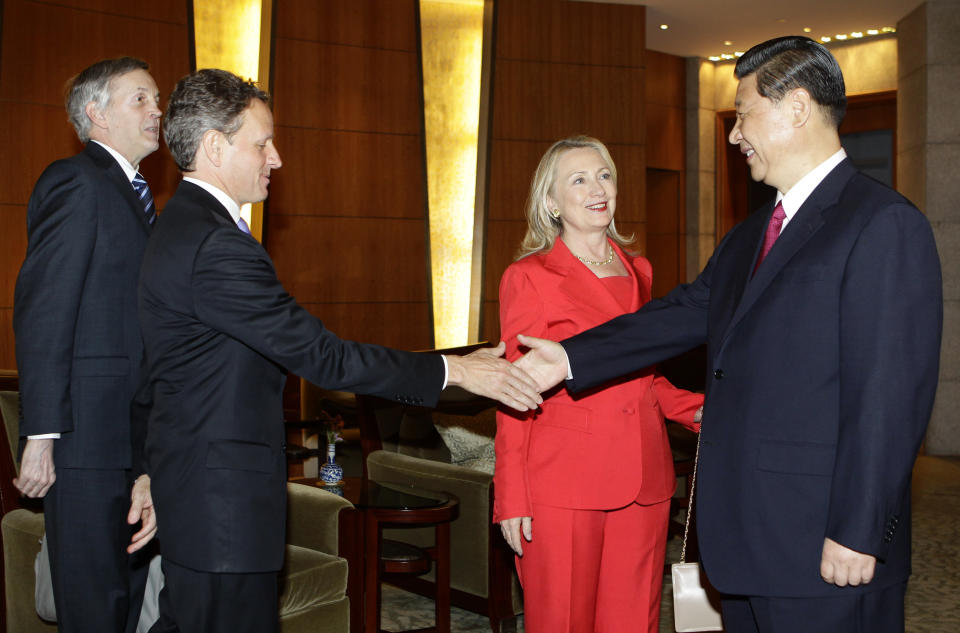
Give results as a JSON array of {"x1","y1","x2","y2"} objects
[{"x1": 320, "y1": 411, "x2": 345, "y2": 446}]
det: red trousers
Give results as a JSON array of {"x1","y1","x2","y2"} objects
[{"x1": 516, "y1": 499, "x2": 670, "y2": 633}]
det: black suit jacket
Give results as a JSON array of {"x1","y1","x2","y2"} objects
[
  {"x1": 563, "y1": 159, "x2": 942, "y2": 598},
  {"x1": 15, "y1": 142, "x2": 151, "y2": 469},
  {"x1": 138, "y1": 181, "x2": 444, "y2": 573}
]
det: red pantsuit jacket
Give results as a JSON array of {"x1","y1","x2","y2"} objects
[{"x1": 493, "y1": 239, "x2": 703, "y2": 522}]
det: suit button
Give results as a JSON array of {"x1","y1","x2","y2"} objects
[{"x1": 714, "y1": 369, "x2": 725, "y2": 380}]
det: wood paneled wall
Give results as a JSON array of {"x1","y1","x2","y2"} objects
[
  {"x1": 481, "y1": 0, "x2": 651, "y2": 342},
  {"x1": 645, "y1": 50, "x2": 687, "y2": 298},
  {"x1": 266, "y1": 0, "x2": 433, "y2": 351},
  {"x1": 0, "y1": 0, "x2": 191, "y2": 371}
]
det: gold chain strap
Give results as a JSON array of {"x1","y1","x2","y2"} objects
[{"x1": 679, "y1": 429, "x2": 703, "y2": 563}]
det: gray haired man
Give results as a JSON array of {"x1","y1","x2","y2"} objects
[{"x1": 14, "y1": 57, "x2": 161, "y2": 633}]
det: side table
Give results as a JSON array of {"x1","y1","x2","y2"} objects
[{"x1": 292, "y1": 477, "x2": 459, "y2": 633}]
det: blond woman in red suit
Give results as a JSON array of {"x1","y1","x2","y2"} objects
[{"x1": 494, "y1": 136, "x2": 703, "y2": 633}]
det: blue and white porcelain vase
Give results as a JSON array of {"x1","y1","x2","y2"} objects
[{"x1": 319, "y1": 442, "x2": 343, "y2": 485}]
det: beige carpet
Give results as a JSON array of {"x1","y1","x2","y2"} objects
[{"x1": 381, "y1": 455, "x2": 960, "y2": 632}]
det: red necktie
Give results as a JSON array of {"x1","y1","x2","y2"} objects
[{"x1": 754, "y1": 201, "x2": 786, "y2": 274}]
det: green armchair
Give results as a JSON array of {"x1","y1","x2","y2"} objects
[{"x1": 0, "y1": 386, "x2": 355, "y2": 633}]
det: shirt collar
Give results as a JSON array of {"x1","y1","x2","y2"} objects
[
  {"x1": 182, "y1": 177, "x2": 243, "y2": 225},
  {"x1": 777, "y1": 148, "x2": 847, "y2": 223},
  {"x1": 91, "y1": 140, "x2": 138, "y2": 183}
]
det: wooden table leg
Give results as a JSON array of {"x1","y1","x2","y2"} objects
[
  {"x1": 364, "y1": 510, "x2": 381, "y2": 633},
  {"x1": 338, "y1": 507, "x2": 364, "y2": 633},
  {"x1": 435, "y1": 521, "x2": 451, "y2": 633}
]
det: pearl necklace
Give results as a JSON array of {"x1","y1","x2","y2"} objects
[{"x1": 574, "y1": 245, "x2": 615, "y2": 266}]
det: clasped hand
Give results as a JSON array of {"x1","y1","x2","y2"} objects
[{"x1": 444, "y1": 342, "x2": 543, "y2": 411}]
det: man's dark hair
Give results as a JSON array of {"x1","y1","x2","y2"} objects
[
  {"x1": 163, "y1": 69, "x2": 270, "y2": 171},
  {"x1": 66, "y1": 57, "x2": 150, "y2": 142},
  {"x1": 734, "y1": 36, "x2": 846, "y2": 128}
]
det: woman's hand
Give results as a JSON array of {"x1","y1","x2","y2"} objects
[{"x1": 500, "y1": 516, "x2": 533, "y2": 556}]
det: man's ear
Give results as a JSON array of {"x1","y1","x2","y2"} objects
[
  {"x1": 85, "y1": 101, "x2": 108, "y2": 131},
  {"x1": 200, "y1": 129, "x2": 224, "y2": 168},
  {"x1": 789, "y1": 88, "x2": 813, "y2": 128}
]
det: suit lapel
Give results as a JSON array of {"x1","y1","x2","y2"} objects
[
  {"x1": 720, "y1": 160, "x2": 856, "y2": 346},
  {"x1": 85, "y1": 143, "x2": 152, "y2": 234},
  {"x1": 177, "y1": 180, "x2": 245, "y2": 230}
]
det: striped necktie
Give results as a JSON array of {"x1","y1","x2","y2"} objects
[{"x1": 132, "y1": 173, "x2": 156, "y2": 225}]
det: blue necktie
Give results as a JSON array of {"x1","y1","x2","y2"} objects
[
  {"x1": 132, "y1": 173, "x2": 156, "y2": 225},
  {"x1": 236, "y1": 216, "x2": 251, "y2": 235}
]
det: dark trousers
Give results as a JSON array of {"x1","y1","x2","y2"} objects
[
  {"x1": 149, "y1": 558, "x2": 279, "y2": 633},
  {"x1": 721, "y1": 581, "x2": 907, "y2": 633},
  {"x1": 44, "y1": 468, "x2": 150, "y2": 633}
]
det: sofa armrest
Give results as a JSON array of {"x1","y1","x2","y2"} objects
[
  {"x1": 3, "y1": 508, "x2": 56, "y2": 633},
  {"x1": 286, "y1": 482, "x2": 355, "y2": 556},
  {"x1": 367, "y1": 450, "x2": 492, "y2": 505}
]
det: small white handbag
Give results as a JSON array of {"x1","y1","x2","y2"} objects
[{"x1": 671, "y1": 429, "x2": 723, "y2": 632}]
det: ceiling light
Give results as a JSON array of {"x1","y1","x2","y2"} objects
[
  {"x1": 735, "y1": 51, "x2": 744, "y2": 57},
  {"x1": 710, "y1": 23, "x2": 891, "y2": 63},
  {"x1": 660, "y1": 24, "x2": 669, "y2": 30}
]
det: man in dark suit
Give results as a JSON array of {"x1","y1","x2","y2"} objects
[
  {"x1": 13, "y1": 57, "x2": 162, "y2": 633},
  {"x1": 138, "y1": 69, "x2": 540, "y2": 633},
  {"x1": 513, "y1": 37, "x2": 942, "y2": 633}
]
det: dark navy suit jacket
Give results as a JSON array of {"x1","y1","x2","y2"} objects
[
  {"x1": 563, "y1": 159, "x2": 942, "y2": 598},
  {"x1": 138, "y1": 181, "x2": 444, "y2": 573},
  {"x1": 15, "y1": 141, "x2": 151, "y2": 469}
]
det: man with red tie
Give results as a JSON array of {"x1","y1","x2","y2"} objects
[{"x1": 514, "y1": 36, "x2": 942, "y2": 633}]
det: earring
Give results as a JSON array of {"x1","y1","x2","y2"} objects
[{"x1": 551, "y1": 209, "x2": 560, "y2": 219}]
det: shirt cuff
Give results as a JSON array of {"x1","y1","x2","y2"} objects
[
  {"x1": 441, "y1": 355, "x2": 449, "y2": 390},
  {"x1": 28, "y1": 433, "x2": 60, "y2": 440},
  {"x1": 565, "y1": 348, "x2": 573, "y2": 380}
]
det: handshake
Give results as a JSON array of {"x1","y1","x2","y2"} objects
[{"x1": 446, "y1": 335, "x2": 568, "y2": 411}]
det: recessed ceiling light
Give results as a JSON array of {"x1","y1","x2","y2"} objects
[
  {"x1": 867, "y1": 29, "x2": 879, "y2": 35},
  {"x1": 660, "y1": 24, "x2": 669, "y2": 30},
  {"x1": 835, "y1": 33, "x2": 848, "y2": 40},
  {"x1": 881, "y1": 26, "x2": 896, "y2": 33},
  {"x1": 821, "y1": 36, "x2": 832, "y2": 42},
  {"x1": 724, "y1": 40, "x2": 732, "y2": 46},
  {"x1": 709, "y1": 56, "x2": 721, "y2": 62},
  {"x1": 851, "y1": 32, "x2": 864, "y2": 38},
  {"x1": 803, "y1": 27, "x2": 812, "y2": 33}
]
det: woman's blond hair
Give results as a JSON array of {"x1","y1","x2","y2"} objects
[{"x1": 517, "y1": 135, "x2": 633, "y2": 259}]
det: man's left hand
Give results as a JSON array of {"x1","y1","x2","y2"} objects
[
  {"x1": 820, "y1": 537, "x2": 875, "y2": 587},
  {"x1": 127, "y1": 474, "x2": 157, "y2": 554},
  {"x1": 445, "y1": 342, "x2": 543, "y2": 411}
]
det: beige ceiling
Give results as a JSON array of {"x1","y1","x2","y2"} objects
[{"x1": 577, "y1": 0, "x2": 924, "y2": 58}]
